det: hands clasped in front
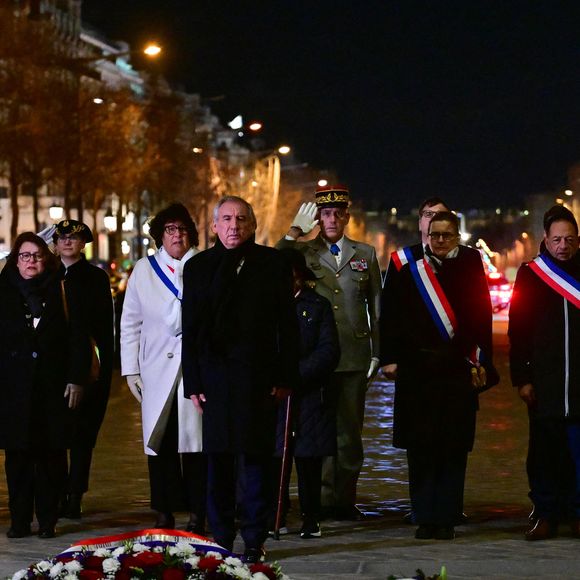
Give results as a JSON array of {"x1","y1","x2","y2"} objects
[{"x1": 190, "y1": 387, "x2": 291, "y2": 415}]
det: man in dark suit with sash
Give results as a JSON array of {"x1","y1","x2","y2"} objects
[{"x1": 509, "y1": 204, "x2": 580, "y2": 541}]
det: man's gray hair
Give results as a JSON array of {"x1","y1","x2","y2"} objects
[{"x1": 212, "y1": 195, "x2": 257, "y2": 225}]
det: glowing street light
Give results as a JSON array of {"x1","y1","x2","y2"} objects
[
  {"x1": 249, "y1": 122, "x2": 263, "y2": 132},
  {"x1": 278, "y1": 145, "x2": 291, "y2": 155},
  {"x1": 318, "y1": 179, "x2": 328, "y2": 187},
  {"x1": 143, "y1": 43, "x2": 162, "y2": 57}
]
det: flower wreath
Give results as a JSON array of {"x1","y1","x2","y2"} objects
[{"x1": 10, "y1": 529, "x2": 289, "y2": 580}]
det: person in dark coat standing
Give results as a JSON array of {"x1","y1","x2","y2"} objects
[
  {"x1": 272, "y1": 249, "x2": 340, "y2": 539},
  {"x1": 0, "y1": 233, "x2": 88, "y2": 539},
  {"x1": 182, "y1": 196, "x2": 300, "y2": 564},
  {"x1": 509, "y1": 205, "x2": 580, "y2": 541},
  {"x1": 380, "y1": 212, "x2": 497, "y2": 541},
  {"x1": 53, "y1": 220, "x2": 115, "y2": 519}
]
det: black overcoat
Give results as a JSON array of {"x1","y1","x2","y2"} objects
[
  {"x1": 382, "y1": 246, "x2": 495, "y2": 452},
  {"x1": 60, "y1": 257, "x2": 115, "y2": 447},
  {"x1": 182, "y1": 241, "x2": 300, "y2": 454},
  {"x1": 275, "y1": 288, "x2": 340, "y2": 457},
  {"x1": 0, "y1": 267, "x2": 90, "y2": 450},
  {"x1": 509, "y1": 252, "x2": 580, "y2": 418}
]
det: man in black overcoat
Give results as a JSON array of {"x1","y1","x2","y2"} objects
[
  {"x1": 182, "y1": 196, "x2": 299, "y2": 563},
  {"x1": 380, "y1": 212, "x2": 497, "y2": 540},
  {"x1": 54, "y1": 220, "x2": 115, "y2": 519}
]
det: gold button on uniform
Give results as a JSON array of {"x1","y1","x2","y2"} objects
[{"x1": 333, "y1": 305, "x2": 339, "y2": 310}]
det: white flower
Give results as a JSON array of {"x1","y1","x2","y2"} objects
[
  {"x1": 11, "y1": 570, "x2": 28, "y2": 580},
  {"x1": 93, "y1": 548, "x2": 111, "y2": 558},
  {"x1": 224, "y1": 556, "x2": 244, "y2": 567},
  {"x1": 49, "y1": 562, "x2": 64, "y2": 578},
  {"x1": 228, "y1": 566, "x2": 252, "y2": 579},
  {"x1": 205, "y1": 551, "x2": 223, "y2": 560},
  {"x1": 102, "y1": 557, "x2": 121, "y2": 573},
  {"x1": 63, "y1": 574, "x2": 78, "y2": 580},
  {"x1": 251, "y1": 573, "x2": 271, "y2": 580},
  {"x1": 112, "y1": 546, "x2": 126, "y2": 557},
  {"x1": 171, "y1": 541, "x2": 195, "y2": 556},
  {"x1": 64, "y1": 561, "x2": 82, "y2": 573},
  {"x1": 132, "y1": 543, "x2": 149, "y2": 553},
  {"x1": 153, "y1": 546, "x2": 163, "y2": 553},
  {"x1": 35, "y1": 561, "x2": 52, "y2": 573},
  {"x1": 184, "y1": 555, "x2": 200, "y2": 567}
]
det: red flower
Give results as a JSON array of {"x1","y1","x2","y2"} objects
[
  {"x1": 249, "y1": 563, "x2": 277, "y2": 580},
  {"x1": 197, "y1": 556, "x2": 221, "y2": 572},
  {"x1": 162, "y1": 567, "x2": 185, "y2": 580},
  {"x1": 133, "y1": 551, "x2": 164, "y2": 567},
  {"x1": 120, "y1": 555, "x2": 143, "y2": 570},
  {"x1": 84, "y1": 556, "x2": 105, "y2": 571},
  {"x1": 79, "y1": 570, "x2": 104, "y2": 580}
]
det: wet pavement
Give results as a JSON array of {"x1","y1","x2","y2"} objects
[{"x1": 2, "y1": 318, "x2": 580, "y2": 578}]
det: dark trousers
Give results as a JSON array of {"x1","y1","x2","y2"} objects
[
  {"x1": 148, "y1": 397, "x2": 206, "y2": 519},
  {"x1": 321, "y1": 371, "x2": 367, "y2": 509},
  {"x1": 407, "y1": 446, "x2": 468, "y2": 526},
  {"x1": 272, "y1": 456, "x2": 322, "y2": 520},
  {"x1": 528, "y1": 416, "x2": 580, "y2": 521},
  {"x1": 4, "y1": 448, "x2": 67, "y2": 530},
  {"x1": 65, "y1": 380, "x2": 111, "y2": 495},
  {"x1": 207, "y1": 452, "x2": 271, "y2": 550}
]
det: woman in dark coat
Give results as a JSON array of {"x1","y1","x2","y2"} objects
[
  {"x1": 273, "y1": 249, "x2": 340, "y2": 539},
  {"x1": 0, "y1": 233, "x2": 89, "y2": 539}
]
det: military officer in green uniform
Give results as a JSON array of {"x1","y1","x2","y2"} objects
[{"x1": 277, "y1": 185, "x2": 382, "y2": 519}]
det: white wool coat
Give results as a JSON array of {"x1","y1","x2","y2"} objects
[{"x1": 120, "y1": 247, "x2": 202, "y2": 455}]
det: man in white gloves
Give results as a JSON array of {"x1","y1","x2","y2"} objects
[{"x1": 277, "y1": 184, "x2": 381, "y2": 520}]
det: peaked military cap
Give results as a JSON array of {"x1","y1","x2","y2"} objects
[{"x1": 53, "y1": 219, "x2": 93, "y2": 243}]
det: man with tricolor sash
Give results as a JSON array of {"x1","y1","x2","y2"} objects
[
  {"x1": 380, "y1": 211, "x2": 497, "y2": 541},
  {"x1": 509, "y1": 204, "x2": 580, "y2": 541}
]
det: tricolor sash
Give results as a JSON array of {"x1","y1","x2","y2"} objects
[
  {"x1": 391, "y1": 247, "x2": 410, "y2": 271},
  {"x1": 528, "y1": 254, "x2": 580, "y2": 309},
  {"x1": 148, "y1": 255, "x2": 181, "y2": 301},
  {"x1": 406, "y1": 253, "x2": 457, "y2": 340}
]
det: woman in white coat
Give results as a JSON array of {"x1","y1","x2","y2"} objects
[{"x1": 121, "y1": 203, "x2": 205, "y2": 532}]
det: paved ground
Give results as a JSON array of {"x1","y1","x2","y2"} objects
[{"x1": 2, "y1": 319, "x2": 580, "y2": 579}]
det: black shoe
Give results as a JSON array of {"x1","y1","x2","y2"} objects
[
  {"x1": 300, "y1": 518, "x2": 321, "y2": 539},
  {"x1": 333, "y1": 505, "x2": 366, "y2": 521},
  {"x1": 434, "y1": 526, "x2": 455, "y2": 540},
  {"x1": 243, "y1": 546, "x2": 266, "y2": 564},
  {"x1": 185, "y1": 513, "x2": 205, "y2": 535},
  {"x1": 456, "y1": 512, "x2": 468, "y2": 525},
  {"x1": 6, "y1": 525, "x2": 31, "y2": 538},
  {"x1": 38, "y1": 527, "x2": 56, "y2": 539},
  {"x1": 415, "y1": 524, "x2": 436, "y2": 539},
  {"x1": 403, "y1": 511, "x2": 416, "y2": 525},
  {"x1": 64, "y1": 493, "x2": 82, "y2": 519},
  {"x1": 154, "y1": 511, "x2": 175, "y2": 529}
]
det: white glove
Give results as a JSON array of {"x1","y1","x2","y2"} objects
[
  {"x1": 367, "y1": 357, "x2": 380, "y2": 379},
  {"x1": 126, "y1": 374, "x2": 143, "y2": 402},
  {"x1": 64, "y1": 383, "x2": 83, "y2": 409},
  {"x1": 37, "y1": 224, "x2": 57, "y2": 244},
  {"x1": 291, "y1": 202, "x2": 319, "y2": 235}
]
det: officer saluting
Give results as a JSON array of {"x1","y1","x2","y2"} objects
[{"x1": 277, "y1": 185, "x2": 382, "y2": 520}]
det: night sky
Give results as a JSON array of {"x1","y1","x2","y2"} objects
[{"x1": 81, "y1": 1, "x2": 580, "y2": 210}]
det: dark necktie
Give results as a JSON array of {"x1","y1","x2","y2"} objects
[{"x1": 330, "y1": 243, "x2": 340, "y2": 256}]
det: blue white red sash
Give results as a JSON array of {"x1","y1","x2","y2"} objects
[
  {"x1": 406, "y1": 253, "x2": 458, "y2": 340},
  {"x1": 528, "y1": 254, "x2": 580, "y2": 310},
  {"x1": 391, "y1": 248, "x2": 410, "y2": 271},
  {"x1": 148, "y1": 255, "x2": 181, "y2": 302}
]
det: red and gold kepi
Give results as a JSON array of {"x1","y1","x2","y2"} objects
[{"x1": 314, "y1": 184, "x2": 350, "y2": 208}]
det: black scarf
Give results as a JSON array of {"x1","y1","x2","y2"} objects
[
  {"x1": 203, "y1": 236, "x2": 257, "y2": 352},
  {"x1": 7, "y1": 266, "x2": 53, "y2": 318}
]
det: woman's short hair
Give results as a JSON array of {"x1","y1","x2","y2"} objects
[
  {"x1": 6, "y1": 232, "x2": 58, "y2": 273},
  {"x1": 148, "y1": 203, "x2": 199, "y2": 249},
  {"x1": 543, "y1": 205, "x2": 578, "y2": 235}
]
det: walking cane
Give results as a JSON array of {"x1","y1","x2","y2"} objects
[{"x1": 274, "y1": 394, "x2": 294, "y2": 540}]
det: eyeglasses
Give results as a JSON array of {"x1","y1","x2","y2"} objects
[
  {"x1": 18, "y1": 252, "x2": 45, "y2": 262},
  {"x1": 421, "y1": 210, "x2": 439, "y2": 218},
  {"x1": 164, "y1": 225, "x2": 188, "y2": 235},
  {"x1": 428, "y1": 232, "x2": 457, "y2": 241},
  {"x1": 58, "y1": 234, "x2": 81, "y2": 243}
]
